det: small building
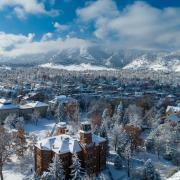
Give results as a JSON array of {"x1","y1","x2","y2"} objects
[
  {"x1": 20, "y1": 92, "x2": 45, "y2": 104},
  {"x1": 166, "y1": 106, "x2": 180, "y2": 116},
  {"x1": 0, "y1": 98, "x2": 19, "y2": 121},
  {"x1": 20, "y1": 101, "x2": 48, "y2": 118},
  {"x1": 34, "y1": 121, "x2": 107, "y2": 179},
  {"x1": 166, "y1": 105, "x2": 180, "y2": 124}
]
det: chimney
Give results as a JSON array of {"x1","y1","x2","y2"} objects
[
  {"x1": 56, "y1": 122, "x2": 67, "y2": 135},
  {"x1": 79, "y1": 121, "x2": 92, "y2": 145}
]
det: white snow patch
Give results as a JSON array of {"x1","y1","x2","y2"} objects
[
  {"x1": 24, "y1": 118, "x2": 55, "y2": 140},
  {"x1": 167, "y1": 170, "x2": 180, "y2": 180},
  {"x1": 40, "y1": 63, "x2": 115, "y2": 71}
]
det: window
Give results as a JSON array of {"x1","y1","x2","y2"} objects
[{"x1": 87, "y1": 152, "x2": 93, "y2": 159}]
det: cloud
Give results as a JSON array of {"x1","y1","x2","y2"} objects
[
  {"x1": 41, "y1": 32, "x2": 53, "y2": 41},
  {"x1": 77, "y1": 0, "x2": 180, "y2": 50},
  {"x1": 0, "y1": 32, "x2": 91, "y2": 57},
  {"x1": 77, "y1": 0, "x2": 118, "y2": 21},
  {"x1": 0, "y1": 32, "x2": 34, "y2": 51},
  {"x1": 0, "y1": 0, "x2": 59, "y2": 19},
  {"x1": 54, "y1": 22, "x2": 69, "y2": 31}
]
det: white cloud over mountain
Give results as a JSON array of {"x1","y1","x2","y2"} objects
[
  {"x1": 0, "y1": 0, "x2": 180, "y2": 58},
  {"x1": 77, "y1": 0, "x2": 180, "y2": 50},
  {"x1": 0, "y1": 32, "x2": 91, "y2": 57}
]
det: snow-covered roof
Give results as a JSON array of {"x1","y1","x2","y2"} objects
[
  {"x1": 50, "y1": 95, "x2": 78, "y2": 104},
  {"x1": 166, "y1": 106, "x2": 180, "y2": 113},
  {"x1": 0, "y1": 103, "x2": 19, "y2": 110},
  {"x1": 36, "y1": 134, "x2": 82, "y2": 154},
  {"x1": 56, "y1": 95, "x2": 67, "y2": 100},
  {"x1": 0, "y1": 98, "x2": 11, "y2": 104},
  {"x1": 25, "y1": 101, "x2": 48, "y2": 108},
  {"x1": 81, "y1": 121, "x2": 91, "y2": 125},
  {"x1": 92, "y1": 134, "x2": 106, "y2": 145},
  {"x1": 19, "y1": 104, "x2": 33, "y2": 110},
  {"x1": 0, "y1": 98, "x2": 19, "y2": 110},
  {"x1": 167, "y1": 94, "x2": 176, "y2": 98},
  {"x1": 56, "y1": 122, "x2": 66, "y2": 128},
  {"x1": 36, "y1": 133, "x2": 106, "y2": 153},
  {"x1": 167, "y1": 114, "x2": 180, "y2": 122}
]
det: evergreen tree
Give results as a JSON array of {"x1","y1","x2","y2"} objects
[
  {"x1": 4, "y1": 114, "x2": 17, "y2": 129},
  {"x1": 116, "y1": 101, "x2": 123, "y2": 124},
  {"x1": 143, "y1": 159, "x2": 160, "y2": 180},
  {"x1": 46, "y1": 106, "x2": 53, "y2": 119},
  {"x1": 102, "y1": 108, "x2": 111, "y2": 129},
  {"x1": 99, "y1": 124, "x2": 108, "y2": 138},
  {"x1": 46, "y1": 154, "x2": 65, "y2": 180},
  {"x1": 114, "y1": 155, "x2": 122, "y2": 169},
  {"x1": 15, "y1": 116, "x2": 25, "y2": 130},
  {"x1": 55, "y1": 103, "x2": 65, "y2": 122},
  {"x1": 99, "y1": 124, "x2": 109, "y2": 156},
  {"x1": 14, "y1": 128, "x2": 27, "y2": 158},
  {"x1": 122, "y1": 109, "x2": 129, "y2": 125},
  {"x1": 70, "y1": 153, "x2": 85, "y2": 180}
]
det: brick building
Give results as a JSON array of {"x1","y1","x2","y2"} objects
[{"x1": 34, "y1": 121, "x2": 107, "y2": 179}]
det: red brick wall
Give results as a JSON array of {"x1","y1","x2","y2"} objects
[{"x1": 34, "y1": 140, "x2": 107, "y2": 178}]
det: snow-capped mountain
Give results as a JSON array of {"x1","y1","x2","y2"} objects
[
  {"x1": 123, "y1": 53, "x2": 180, "y2": 72},
  {"x1": 1, "y1": 46, "x2": 180, "y2": 72}
]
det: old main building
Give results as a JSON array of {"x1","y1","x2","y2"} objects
[{"x1": 34, "y1": 122, "x2": 107, "y2": 179}]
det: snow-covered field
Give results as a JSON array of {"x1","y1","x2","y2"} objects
[
  {"x1": 40, "y1": 63, "x2": 115, "y2": 71},
  {"x1": 24, "y1": 118, "x2": 55, "y2": 140},
  {"x1": 167, "y1": 170, "x2": 180, "y2": 180},
  {"x1": 3, "y1": 118, "x2": 56, "y2": 180}
]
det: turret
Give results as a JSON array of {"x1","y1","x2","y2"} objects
[
  {"x1": 79, "y1": 121, "x2": 92, "y2": 145},
  {"x1": 56, "y1": 122, "x2": 67, "y2": 135}
]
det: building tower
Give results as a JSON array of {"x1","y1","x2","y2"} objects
[
  {"x1": 56, "y1": 122, "x2": 67, "y2": 135},
  {"x1": 79, "y1": 121, "x2": 92, "y2": 145}
]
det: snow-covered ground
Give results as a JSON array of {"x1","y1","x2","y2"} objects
[
  {"x1": 123, "y1": 56, "x2": 180, "y2": 72},
  {"x1": 167, "y1": 170, "x2": 180, "y2": 180},
  {"x1": 24, "y1": 118, "x2": 55, "y2": 140},
  {"x1": 3, "y1": 118, "x2": 56, "y2": 180},
  {"x1": 40, "y1": 63, "x2": 115, "y2": 71},
  {"x1": 135, "y1": 151, "x2": 178, "y2": 180}
]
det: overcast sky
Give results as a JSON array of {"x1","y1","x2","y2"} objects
[{"x1": 0, "y1": 0, "x2": 180, "y2": 57}]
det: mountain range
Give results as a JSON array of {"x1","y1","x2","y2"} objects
[{"x1": 1, "y1": 46, "x2": 180, "y2": 72}]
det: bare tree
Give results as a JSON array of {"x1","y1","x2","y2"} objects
[{"x1": 0, "y1": 125, "x2": 14, "y2": 180}]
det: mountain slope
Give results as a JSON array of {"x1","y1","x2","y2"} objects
[{"x1": 1, "y1": 46, "x2": 180, "y2": 72}]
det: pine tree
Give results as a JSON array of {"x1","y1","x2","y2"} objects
[
  {"x1": 70, "y1": 153, "x2": 85, "y2": 180},
  {"x1": 102, "y1": 108, "x2": 111, "y2": 129},
  {"x1": 15, "y1": 116, "x2": 24, "y2": 130},
  {"x1": 14, "y1": 128, "x2": 27, "y2": 158},
  {"x1": 55, "y1": 103, "x2": 65, "y2": 122},
  {"x1": 116, "y1": 101, "x2": 123, "y2": 124},
  {"x1": 99, "y1": 124, "x2": 107, "y2": 138},
  {"x1": 143, "y1": 159, "x2": 160, "y2": 180},
  {"x1": 4, "y1": 114, "x2": 16, "y2": 129},
  {"x1": 46, "y1": 154, "x2": 65, "y2": 180},
  {"x1": 114, "y1": 155, "x2": 122, "y2": 169},
  {"x1": 99, "y1": 124, "x2": 109, "y2": 156},
  {"x1": 122, "y1": 109, "x2": 129, "y2": 125}
]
